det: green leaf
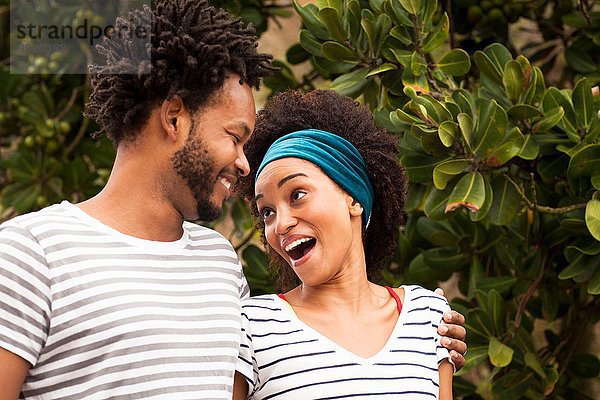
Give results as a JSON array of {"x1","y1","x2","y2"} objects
[
  {"x1": 559, "y1": 251, "x2": 600, "y2": 281},
  {"x1": 389, "y1": 26, "x2": 412, "y2": 45},
  {"x1": 387, "y1": 0, "x2": 413, "y2": 26},
  {"x1": 572, "y1": 78, "x2": 594, "y2": 129},
  {"x1": 567, "y1": 353, "x2": 600, "y2": 378},
  {"x1": 518, "y1": 135, "x2": 539, "y2": 160},
  {"x1": 458, "y1": 113, "x2": 474, "y2": 154},
  {"x1": 410, "y1": 51, "x2": 428, "y2": 75},
  {"x1": 286, "y1": 43, "x2": 311, "y2": 65},
  {"x1": 484, "y1": 43, "x2": 512, "y2": 73},
  {"x1": 416, "y1": 218, "x2": 460, "y2": 246},
  {"x1": 319, "y1": 7, "x2": 347, "y2": 42},
  {"x1": 488, "y1": 337, "x2": 514, "y2": 368},
  {"x1": 487, "y1": 289, "x2": 504, "y2": 335},
  {"x1": 424, "y1": 186, "x2": 453, "y2": 220},
  {"x1": 525, "y1": 352, "x2": 547, "y2": 379},
  {"x1": 467, "y1": 309, "x2": 495, "y2": 339},
  {"x1": 402, "y1": 67, "x2": 429, "y2": 93},
  {"x1": 484, "y1": 127, "x2": 523, "y2": 167},
  {"x1": 315, "y1": 0, "x2": 342, "y2": 16},
  {"x1": 477, "y1": 276, "x2": 517, "y2": 295},
  {"x1": 507, "y1": 104, "x2": 542, "y2": 120},
  {"x1": 420, "y1": 94, "x2": 452, "y2": 123},
  {"x1": 388, "y1": 48, "x2": 413, "y2": 68},
  {"x1": 438, "y1": 49, "x2": 471, "y2": 76},
  {"x1": 473, "y1": 99, "x2": 508, "y2": 156},
  {"x1": 347, "y1": 0, "x2": 362, "y2": 41},
  {"x1": 299, "y1": 30, "x2": 325, "y2": 57},
  {"x1": 566, "y1": 45, "x2": 598, "y2": 73},
  {"x1": 395, "y1": 108, "x2": 423, "y2": 125},
  {"x1": 421, "y1": 13, "x2": 449, "y2": 53},
  {"x1": 433, "y1": 159, "x2": 469, "y2": 190},
  {"x1": 542, "y1": 87, "x2": 578, "y2": 135},
  {"x1": 588, "y1": 268, "x2": 600, "y2": 294},
  {"x1": 456, "y1": 345, "x2": 488, "y2": 376},
  {"x1": 445, "y1": 171, "x2": 486, "y2": 213},
  {"x1": 401, "y1": 154, "x2": 439, "y2": 183},
  {"x1": 592, "y1": 175, "x2": 600, "y2": 190},
  {"x1": 585, "y1": 197, "x2": 600, "y2": 241},
  {"x1": 407, "y1": 252, "x2": 452, "y2": 282},
  {"x1": 422, "y1": 246, "x2": 469, "y2": 270},
  {"x1": 21, "y1": 90, "x2": 50, "y2": 117},
  {"x1": 321, "y1": 41, "x2": 357, "y2": 61},
  {"x1": 330, "y1": 68, "x2": 370, "y2": 97},
  {"x1": 523, "y1": 67, "x2": 546, "y2": 105},
  {"x1": 366, "y1": 63, "x2": 397, "y2": 77},
  {"x1": 533, "y1": 107, "x2": 565, "y2": 133},
  {"x1": 473, "y1": 51, "x2": 503, "y2": 86},
  {"x1": 452, "y1": 90, "x2": 475, "y2": 116},
  {"x1": 567, "y1": 144, "x2": 600, "y2": 180},
  {"x1": 503, "y1": 60, "x2": 525, "y2": 103},
  {"x1": 399, "y1": 0, "x2": 421, "y2": 14},
  {"x1": 487, "y1": 175, "x2": 521, "y2": 225},
  {"x1": 470, "y1": 175, "x2": 493, "y2": 222},
  {"x1": 313, "y1": 57, "x2": 357, "y2": 76},
  {"x1": 231, "y1": 198, "x2": 253, "y2": 233},
  {"x1": 293, "y1": 1, "x2": 330, "y2": 40},
  {"x1": 438, "y1": 121, "x2": 459, "y2": 147}
]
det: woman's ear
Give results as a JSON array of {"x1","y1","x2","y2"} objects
[{"x1": 347, "y1": 197, "x2": 364, "y2": 217}]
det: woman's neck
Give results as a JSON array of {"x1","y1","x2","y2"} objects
[{"x1": 290, "y1": 273, "x2": 391, "y2": 316}]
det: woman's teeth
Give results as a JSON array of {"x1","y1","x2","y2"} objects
[{"x1": 285, "y1": 237, "x2": 312, "y2": 252}]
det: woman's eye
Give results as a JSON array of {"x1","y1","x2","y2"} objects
[
  {"x1": 291, "y1": 191, "x2": 306, "y2": 202},
  {"x1": 260, "y1": 208, "x2": 274, "y2": 220}
]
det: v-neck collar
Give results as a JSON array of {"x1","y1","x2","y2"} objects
[{"x1": 273, "y1": 285, "x2": 411, "y2": 365}]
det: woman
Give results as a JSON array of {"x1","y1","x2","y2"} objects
[{"x1": 233, "y1": 90, "x2": 457, "y2": 399}]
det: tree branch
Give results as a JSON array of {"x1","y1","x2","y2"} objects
[{"x1": 502, "y1": 173, "x2": 588, "y2": 215}]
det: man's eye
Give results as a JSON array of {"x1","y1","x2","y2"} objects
[{"x1": 291, "y1": 191, "x2": 306, "y2": 202}]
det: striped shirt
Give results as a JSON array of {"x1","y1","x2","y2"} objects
[
  {"x1": 0, "y1": 201, "x2": 249, "y2": 399},
  {"x1": 237, "y1": 285, "x2": 452, "y2": 399}
]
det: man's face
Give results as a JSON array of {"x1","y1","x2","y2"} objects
[{"x1": 171, "y1": 75, "x2": 255, "y2": 221}]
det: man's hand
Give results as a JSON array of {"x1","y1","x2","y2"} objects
[{"x1": 435, "y1": 288, "x2": 467, "y2": 371}]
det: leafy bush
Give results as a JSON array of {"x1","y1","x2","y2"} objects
[{"x1": 266, "y1": 0, "x2": 600, "y2": 398}]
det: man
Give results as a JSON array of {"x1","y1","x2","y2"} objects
[{"x1": 0, "y1": 0, "x2": 466, "y2": 398}]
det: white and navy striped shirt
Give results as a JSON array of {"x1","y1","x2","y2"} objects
[
  {"x1": 0, "y1": 201, "x2": 249, "y2": 399},
  {"x1": 237, "y1": 285, "x2": 452, "y2": 399}
]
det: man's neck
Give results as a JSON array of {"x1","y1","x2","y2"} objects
[{"x1": 77, "y1": 150, "x2": 186, "y2": 242}]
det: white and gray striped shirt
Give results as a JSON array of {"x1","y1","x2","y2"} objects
[
  {"x1": 0, "y1": 201, "x2": 249, "y2": 399},
  {"x1": 237, "y1": 285, "x2": 452, "y2": 399}
]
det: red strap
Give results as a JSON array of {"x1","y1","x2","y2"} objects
[
  {"x1": 384, "y1": 286, "x2": 403, "y2": 314},
  {"x1": 278, "y1": 293, "x2": 287, "y2": 302}
]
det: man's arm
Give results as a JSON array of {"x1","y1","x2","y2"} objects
[
  {"x1": 233, "y1": 371, "x2": 249, "y2": 400},
  {"x1": 438, "y1": 360, "x2": 454, "y2": 400},
  {"x1": 435, "y1": 288, "x2": 467, "y2": 371},
  {"x1": 0, "y1": 348, "x2": 29, "y2": 400}
]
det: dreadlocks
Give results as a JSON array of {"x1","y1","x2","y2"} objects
[{"x1": 86, "y1": 0, "x2": 275, "y2": 146}]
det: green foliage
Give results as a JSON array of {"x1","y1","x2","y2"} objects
[
  {"x1": 211, "y1": 0, "x2": 293, "y2": 35},
  {"x1": 276, "y1": 0, "x2": 600, "y2": 398}
]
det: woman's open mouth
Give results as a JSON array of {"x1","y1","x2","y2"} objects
[{"x1": 284, "y1": 237, "x2": 316, "y2": 262}]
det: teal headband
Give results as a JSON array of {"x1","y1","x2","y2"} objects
[{"x1": 255, "y1": 129, "x2": 374, "y2": 227}]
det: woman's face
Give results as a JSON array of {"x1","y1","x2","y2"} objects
[{"x1": 254, "y1": 158, "x2": 365, "y2": 286}]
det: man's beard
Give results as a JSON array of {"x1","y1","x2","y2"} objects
[{"x1": 171, "y1": 119, "x2": 223, "y2": 221}]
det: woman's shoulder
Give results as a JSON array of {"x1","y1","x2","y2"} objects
[
  {"x1": 241, "y1": 294, "x2": 287, "y2": 317},
  {"x1": 401, "y1": 285, "x2": 449, "y2": 305}
]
